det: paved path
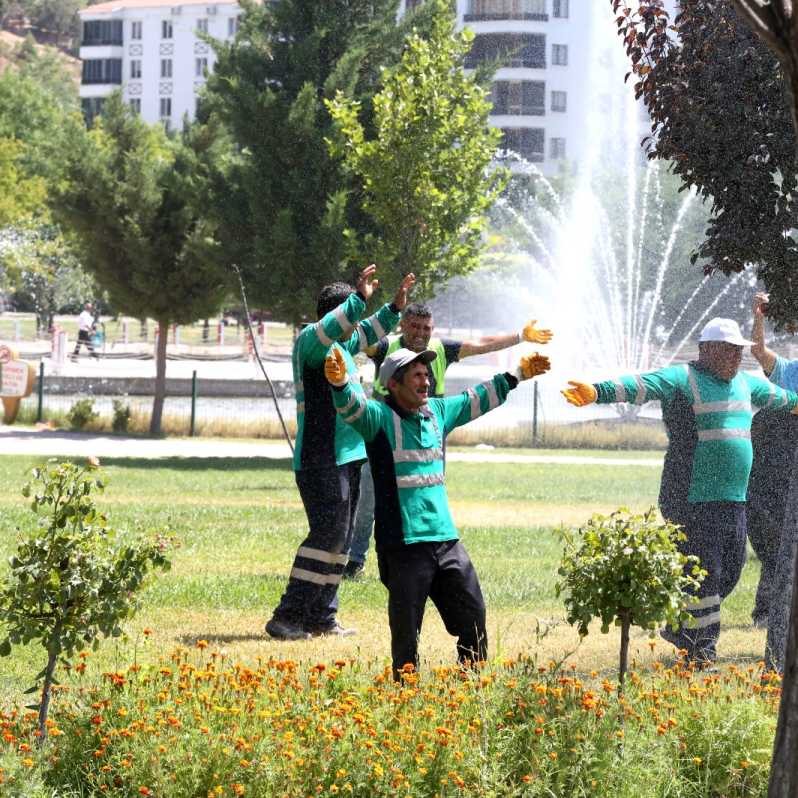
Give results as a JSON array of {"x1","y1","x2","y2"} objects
[{"x1": 0, "y1": 427, "x2": 663, "y2": 466}]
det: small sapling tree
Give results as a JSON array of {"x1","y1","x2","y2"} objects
[
  {"x1": 556, "y1": 507, "x2": 705, "y2": 694},
  {"x1": 0, "y1": 460, "x2": 172, "y2": 740}
]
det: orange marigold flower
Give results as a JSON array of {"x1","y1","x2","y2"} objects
[
  {"x1": 548, "y1": 752, "x2": 558, "y2": 761},
  {"x1": 139, "y1": 788, "x2": 152, "y2": 796},
  {"x1": 232, "y1": 785, "x2": 245, "y2": 796},
  {"x1": 197, "y1": 640, "x2": 209, "y2": 650},
  {"x1": 143, "y1": 628, "x2": 152, "y2": 637}
]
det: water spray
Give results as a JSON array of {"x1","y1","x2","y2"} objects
[{"x1": 233, "y1": 264, "x2": 294, "y2": 455}]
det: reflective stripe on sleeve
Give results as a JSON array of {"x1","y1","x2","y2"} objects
[
  {"x1": 467, "y1": 388, "x2": 481, "y2": 418},
  {"x1": 336, "y1": 392, "x2": 359, "y2": 415},
  {"x1": 686, "y1": 366, "x2": 701, "y2": 404},
  {"x1": 696, "y1": 428, "x2": 751, "y2": 442},
  {"x1": 297, "y1": 546, "x2": 349, "y2": 566},
  {"x1": 297, "y1": 402, "x2": 305, "y2": 414},
  {"x1": 396, "y1": 473, "x2": 445, "y2": 489},
  {"x1": 613, "y1": 381, "x2": 627, "y2": 403},
  {"x1": 314, "y1": 323, "x2": 333, "y2": 348},
  {"x1": 333, "y1": 306, "x2": 354, "y2": 335},
  {"x1": 482, "y1": 380, "x2": 500, "y2": 410},
  {"x1": 632, "y1": 375, "x2": 648, "y2": 405},
  {"x1": 368, "y1": 314, "x2": 386, "y2": 340},
  {"x1": 343, "y1": 400, "x2": 367, "y2": 424}
]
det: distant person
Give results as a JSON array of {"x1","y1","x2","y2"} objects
[
  {"x1": 71, "y1": 302, "x2": 99, "y2": 361},
  {"x1": 343, "y1": 302, "x2": 553, "y2": 579},
  {"x1": 264, "y1": 266, "x2": 415, "y2": 641},
  {"x1": 749, "y1": 291, "x2": 798, "y2": 670},
  {"x1": 562, "y1": 317, "x2": 798, "y2": 665},
  {"x1": 325, "y1": 343, "x2": 550, "y2": 677}
]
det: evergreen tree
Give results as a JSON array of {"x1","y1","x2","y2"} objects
[
  {"x1": 204, "y1": 0, "x2": 432, "y2": 323},
  {"x1": 51, "y1": 94, "x2": 231, "y2": 433}
]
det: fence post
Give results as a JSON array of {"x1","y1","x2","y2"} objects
[
  {"x1": 36, "y1": 360, "x2": 44, "y2": 423},
  {"x1": 532, "y1": 381, "x2": 539, "y2": 447},
  {"x1": 190, "y1": 370, "x2": 198, "y2": 437}
]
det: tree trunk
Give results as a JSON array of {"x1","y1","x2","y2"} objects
[
  {"x1": 37, "y1": 635, "x2": 59, "y2": 743},
  {"x1": 618, "y1": 611, "x2": 631, "y2": 698},
  {"x1": 150, "y1": 320, "x2": 168, "y2": 435}
]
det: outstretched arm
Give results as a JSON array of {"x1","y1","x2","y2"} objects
[
  {"x1": 458, "y1": 319, "x2": 553, "y2": 360},
  {"x1": 751, "y1": 292, "x2": 777, "y2": 375},
  {"x1": 562, "y1": 365, "x2": 686, "y2": 407}
]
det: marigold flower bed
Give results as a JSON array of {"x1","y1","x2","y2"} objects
[{"x1": 0, "y1": 645, "x2": 780, "y2": 797}]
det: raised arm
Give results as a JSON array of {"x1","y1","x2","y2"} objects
[
  {"x1": 458, "y1": 319, "x2": 553, "y2": 360},
  {"x1": 326, "y1": 348, "x2": 384, "y2": 441},
  {"x1": 751, "y1": 292, "x2": 777, "y2": 375},
  {"x1": 441, "y1": 353, "x2": 550, "y2": 434},
  {"x1": 345, "y1": 273, "x2": 416, "y2": 356},
  {"x1": 747, "y1": 374, "x2": 798, "y2": 414}
]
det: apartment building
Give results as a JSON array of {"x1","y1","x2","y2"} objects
[
  {"x1": 404, "y1": 0, "x2": 592, "y2": 175},
  {"x1": 78, "y1": 0, "x2": 241, "y2": 125}
]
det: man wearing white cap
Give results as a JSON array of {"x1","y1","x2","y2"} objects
[
  {"x1": 325, "y1": 344, "x2": 550, "y2": 678},
  {"x1": 561, "y1": 317, "x2": 798, "y2": 665}
]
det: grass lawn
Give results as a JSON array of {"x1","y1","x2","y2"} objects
[{"x1": 0, "y1": 453, "x2": 767, "y2": 704}]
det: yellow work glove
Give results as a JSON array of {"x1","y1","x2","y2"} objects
[
  {"x1": 520, "y1": 320, "x2": 553, "y2": 345},
  {"x1": 516, "y1": 353, "x2": 550, "y2": 381},
  {"x1": 561, "y1": 381, "x2": 597, "y2": 407},
  {"x1": 324, "y1": 347, "x2": 348, "y2": 387}
]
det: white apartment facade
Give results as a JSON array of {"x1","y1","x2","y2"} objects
[{"x1": 78, "y1": 0, "x2": 241, "y2": 126}]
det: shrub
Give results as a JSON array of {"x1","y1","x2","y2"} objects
[
  {"x1": 111, "y1": 399, "x2": 132, "y2": 433},
  {"x1": 0, "y1": 460, "x2": 172, "y2": 739},
  {"x1": 66, "y1": 397, "x2": 98, "y2": 430},
  {"x1": 556, "y1": 507, "x2": 706, "y2": 693}
]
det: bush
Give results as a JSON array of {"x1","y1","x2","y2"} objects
[
  {"x1": 111, "y1": 399, "x2": 131, "y2": 433},
  {"x1": 66, "y1": 397, "x2": 98, "y2": 430}
]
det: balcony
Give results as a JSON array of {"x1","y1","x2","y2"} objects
[
  {"x1": 82, "y1": 20, "x2": 123, "y2": 47},
  {"x1": 81, "y1": 59, "x2": 123, "y2": 85},
  {"x1": 464, "y1": 2, "x2": 548, "y2": 22}
]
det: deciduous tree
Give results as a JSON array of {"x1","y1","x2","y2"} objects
[{"x1": 326, "y1": 0, "x2": 506, "y2": 297}]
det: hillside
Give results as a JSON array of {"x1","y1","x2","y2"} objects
[{"x1": 0, "y1": 26, "x2": 80, "y2": 80}]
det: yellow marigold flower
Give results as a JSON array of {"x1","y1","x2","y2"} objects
[
  {"x1": 22, "y1": 758, "x2": 34, "y2": 768},
  {"x1": 740, "y1": 760, "x2": 750, "y2": 769},
  {"x1": 692, "y1": 757, "x2": 702, "y2": 765},
  {"x1": 239, "y1": 759, "x2": 250, "y2": 767},
  {"x1": 548, "y1": 752, "x2": 558, "y2": 761}
]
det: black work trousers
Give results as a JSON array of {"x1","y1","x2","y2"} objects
[
  {"x1": 376, "y1": 539, "x2": 486, "y2": 679},
  {"x1": 272, "y1": 462, "x2": 361, "y2": 632}
]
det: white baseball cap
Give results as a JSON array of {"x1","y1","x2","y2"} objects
[
  {"x1": 698, "y1": 317, "x2": 754, "y2": 347},
  {"x1": 379, "y1": 347, "x2": 437, "y2": 385}
]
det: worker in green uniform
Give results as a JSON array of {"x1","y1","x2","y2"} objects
[
  {"x1": 562, "y1": 317, "x2": 798, "y2": 664},
  {"x1": 325, "y1": 343, "x2": 550, "y2": 677},
  {"x1": 265, "y1": 265, "x2": 415, "y2": 641},
  {"x1": 343, "y1": 301, "x2": 553, "y2": 578}
]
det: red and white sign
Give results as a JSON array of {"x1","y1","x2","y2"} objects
[{"x1": 0, "y1": 360, "x2": 33, "y2": 397}]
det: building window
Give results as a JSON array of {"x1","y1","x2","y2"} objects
[
  {"x1": 551, "y1": 90, "x2": 567, "y2": 112},
  {"x1": 465, "y1": 33, "x2": 546, "y2": 69},
  {"x1": 552, "y1": 44, "x2": 568, "y2": 66},
  {"x1": 466, "y1": 0, "x2": 546, "y2": 20},
  {"x1": 161, "y1": 58, "x2": 173, "y2": 78},
  {"x1": 130, "y1": 59, "x2": 142, "y2": 79},
  {"x1": 550, "y1": 137, "x2": 566, "y2": 159},
  {"x1": 195, "y1": 57, "x2": 208, "y2": 76},
  {"x1": 160, "y1": 97, "x2": 172, "y2": 118},
  {"x1": 131, "y1": 20, "x2": 142, "y2": 39},
  {"x1": 227, "y1": 16, "x2": 239, "y2": 36},
  {"x1": 162, "y1": 19, "x2": 173, "y2": 38},
  {"x1": 81, "y1": 97, "x2": 105, "y2": 124},
  {"x1": 81, "y1": 59, "x2": 122, "y2": 85},
  {"x1": 491, "y1": 81, "x2": 545, "y2": 116},
  {"x1": 501, "y1": 127, "x2": 544, "y2": 162},
  {"x1": 82, "y1": 19, "x2": 123, "y2": 46},
  {"x1": 197, "y1": 17, "x2": 208, "y2": 33},
  {"x1": 553, "y1": 0, "x2": 568, "y2": 17},
  {"x1": 129, "y1": 98, "x2": 141, "y2": 114}
]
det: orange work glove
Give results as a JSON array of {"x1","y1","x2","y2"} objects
[
  {"x1": 520, "y1": 320, "x2": 553, "y2": 345},
  {"x1": 561, "y1": 381, "x2": 597, "y2": 407},
  {"x1": 516, "y1": 353, "x2": 551, "y2": 381},
  {"x1": 324, "y1": 347, "x2": 348, "y2": 387}
]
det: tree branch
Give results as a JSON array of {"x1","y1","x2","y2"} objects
[{"x1": 730, "y1": 0, "x2": 787, "y2": 54}]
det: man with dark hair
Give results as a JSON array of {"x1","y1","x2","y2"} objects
[
  {"x1": 343, "y1": 303, "x2": 553, "y2": 577},
  {"x1": 562, "y1": 317, "x2": 798, "y2": 665},
  {"x1": 325, "y1": 343, "x2": 550, "y2": 676},
  {"x1": 265, "y1": 265, "x2": 416, "y2": 641}
]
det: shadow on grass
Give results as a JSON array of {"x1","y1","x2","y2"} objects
[
  {"x1": 51, "y1": 456, "x2": 295, "y2": 472},
  {"x1": 178, "y1": 633, "x2": 267, "y2": 645}
]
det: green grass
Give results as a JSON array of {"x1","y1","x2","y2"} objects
[{"x1": 0, "y1": 453, "x2": 768, "y2": 705}]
